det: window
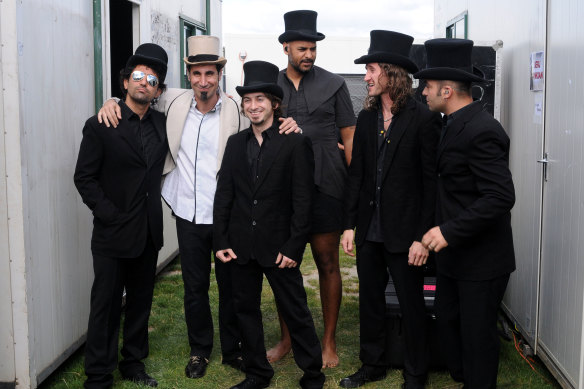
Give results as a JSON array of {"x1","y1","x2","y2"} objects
[
  {"x1": 446, "y1": 11, "x2": 468, "y2": 39},
  {"x1": 180, "y1": 8, "x2": 209, "y2": 88}
]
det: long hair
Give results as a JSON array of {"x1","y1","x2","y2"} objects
[
  {"x1": 240, "y1": 92, "x2": 283, "y2": 119},
  {"x1": 363, "y1": 63, "x2": 412, "y2": 115}
]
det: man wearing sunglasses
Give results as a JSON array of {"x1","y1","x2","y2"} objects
[{"x1": 74, "y1": 43, "x2": 169, "y2": 388}]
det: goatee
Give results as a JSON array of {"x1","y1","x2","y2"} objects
[{"x1": 200, "y1": 91, "x2": 208, "y2": 101}]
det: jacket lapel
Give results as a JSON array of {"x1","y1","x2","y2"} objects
[
  {"x1": 230, "y1": 130, "x2": 254, "y2": 193},
  {"x1": 166, "y1": 90, "x2": 194, "y2": 165},
  {"x1": 381, "y1": 100, "x2": 415, "y2": 182},
  {"x1": 437, "y1": 101, "x2": 483, "y2": 161}
]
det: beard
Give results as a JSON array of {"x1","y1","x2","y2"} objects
[
  {"x1": 200, "y1": 91, "x2": 209, "y2": 101},
  {"x1": 290, "y1": 59, "x2": 313, "y2": 74},
  {"x1": 128, "y1": 91, "x2": 153, "y2": 105}
]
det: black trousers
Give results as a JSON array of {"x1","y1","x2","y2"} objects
[
  {"x1": 176, "y1": 217, "x2": 241, "y2": 360},
  {"x1": 232, "y1": 260, "x2": 325, "y2": 389},
  {"x1": 436, "y1": 272, "x2": 510, "y2": 389},
  {"x1": 84, "y1": 237, "x2": 158, "y2": 389},
  {"x1": 356, "y1": 241, "x2": 428, "y2": 384}
]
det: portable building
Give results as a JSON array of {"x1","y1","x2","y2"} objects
[
  {"x1": 434, "y1": 1, "x2": 584, "y2": 388},
  {"x1": 0, "y1": 0, "x2": 222, "y2": 387}
]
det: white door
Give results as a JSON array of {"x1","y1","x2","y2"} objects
[{"x1": 537, "y1": 1, "x2": 584, "y2": 387}]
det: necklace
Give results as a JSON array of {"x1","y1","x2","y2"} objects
[{"x1": 383, "y1": 117, "x2": 392, "y2": 122}]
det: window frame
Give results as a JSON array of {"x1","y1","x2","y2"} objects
[
  {"x1": 179, "y1": 2, "x2": 210, "y2": 89},
  {"x1": 446, "y1": 11, "x2": 468, "y2": 39}
]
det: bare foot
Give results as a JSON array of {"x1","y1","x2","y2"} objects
[
  {"x1": 266, "y1": 341, "x2": 291, "y2": 363},
  {"x1": 321, "y1": 343, "x2": 339, "y2": 368}
]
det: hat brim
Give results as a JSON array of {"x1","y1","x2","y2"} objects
[
  {"x1": 414, "y1": 66, "x2": 487, "y2": 83},
  {"x1": 236, "y1": 83, "x2": 284, "y2": 100},
  {"x1": 354, "y1": 53, "x2": 419, "y2": 74},
  {"x1": 183, "y1": 57, "x2": 227, "y2": 67},
  {"x1": 278, "y1": 31, "x2": 325, "y2": 43},
  {"x1": 127, "y1": 54, "x2": 168, "y2": 72}
]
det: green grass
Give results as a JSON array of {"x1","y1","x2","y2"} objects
[{"x1": 39, "y1": 246, "x2": 559, "y2": 388}]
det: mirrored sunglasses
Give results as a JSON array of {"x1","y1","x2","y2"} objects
[{"x1": 131, "y1": 71, "x2": 159, "y2": 87}]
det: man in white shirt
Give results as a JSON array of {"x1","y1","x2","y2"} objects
[{"x1": 98, "y1": 36, "x2": 298, "y2": 380}]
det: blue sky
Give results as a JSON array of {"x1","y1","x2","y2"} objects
[{"x1": 222, "y1": 0, "x2": 435, "y2": 40}]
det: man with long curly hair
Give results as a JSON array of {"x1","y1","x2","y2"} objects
[{"x1": 340, "y1": 31, "x2": 441, "y2": 389}]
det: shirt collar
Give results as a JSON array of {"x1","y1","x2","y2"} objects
[
  {"x1": 119, "y1": 100, "x2": 151, "y2": 121},
  {"x1": 192, "y1": 94, "x2": 222, "y2": 113},
  {"x1": 446, "y1": 99, "x2": 479, "y2": 126},
  {"x1": 245, "y1": 117, "x2": 279, "y2": 140},
  {"x1": 284, "y1": 66, "x2": 315, "y2": 86}
]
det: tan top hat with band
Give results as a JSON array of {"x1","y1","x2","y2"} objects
[{"x1": 184, "y1": 35, "x2": 227, "y2": 67}]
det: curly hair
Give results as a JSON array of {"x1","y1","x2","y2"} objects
[
  {"x1": 119, "y1": 63, "x2": 167, "y2": 99},
  {"x1": 363, "y1": 63, "x2": 412, "y2": 115}
]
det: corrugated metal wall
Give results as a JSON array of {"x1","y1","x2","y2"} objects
[
  {"x1": 16, "y1": 1, "x2": 96, "y2": 385},
  {"x1": 0, "y1": 0, "x2": 16, "y2": 384},
  {"x1": 538, "y1": 0, "x2": 584, "y2": 386}
]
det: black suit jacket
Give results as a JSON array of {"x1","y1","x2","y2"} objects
[
  {"x1": 344, "y1": 98, "x2": 441, "y2": 252},
  {"x1": 213, "y1": 122, "x2": 314, "y2": 267},
  {"x1": 436, "y1": 101, "x2": 515, "y2": 280},
  {"x1": 74, "y1": 102, "x2": 167, "y2": 258}
]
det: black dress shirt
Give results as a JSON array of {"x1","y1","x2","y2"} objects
[
  {"x1": 366, "y1": 110, "x2": 397, "y2": 242},
  {"x1": 120, "y1": 101, "x2": 160, "y2": 166},
  {"x1": 246, "y1": 123, "x2": 278, "y2": 183}
]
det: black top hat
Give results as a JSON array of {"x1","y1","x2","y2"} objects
[
  {"x1": 126, "y1": 43, "x2": 169, "y2": 80},
  {"x1": 354, "y1": 30, "x2": 418, "y2": 74},
  {"x1": 236, "y1": 61, "x2": 284, "y2": 99},
  {"x1": 278, "y1": 10, "x2": 325, "y2": 43},
  {"x1": 414, "y1": 38, "x2": 486, "y2": 82}
]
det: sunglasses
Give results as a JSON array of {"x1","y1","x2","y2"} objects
[{"x1": 131, "y1": 71, "x2": 159, "y2": 87}]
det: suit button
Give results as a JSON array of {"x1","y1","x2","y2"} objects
[
  {"x1": 369, "y1": 201, "x2": 374, "y2": 206},
  {"x1": 252, "y1": 221, "x2": 256, "y2": 226},
  {"x1": 253, "y1": 199, "x2": 258, "y2": 205},
  {"x1": 437, "y1": 173, "x2": 441, "y2": 177}
]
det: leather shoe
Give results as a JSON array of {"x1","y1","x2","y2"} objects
[
  {"x1": 223, "y1": 356, "x2": 245, "y2": 371},
  {"x1": 229, "y1": 377, "x2": 270, "y2": 389},
  {"x1": 339, "y1": 367, "x2": 386, "y2": 388},
  {"x1": 185, "y1": 355, "x2": 209, "y2": 379},
  {"x1": 122, "y1": 371, "x2": 158, "y2": 387}
]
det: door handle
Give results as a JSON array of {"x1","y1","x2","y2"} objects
[{"x1": 537, "y1": 152, "x2": 548, "y2": 181}]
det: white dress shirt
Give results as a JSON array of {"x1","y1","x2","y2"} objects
[{"x1": 162, "y1": 97, "x2": 222, "y2": 224}]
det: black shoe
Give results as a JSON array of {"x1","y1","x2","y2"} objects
[
  {"x1": 339, "y1": 367, "x2": 386, "y2": 388},
  {"x1": 185, "y1": 355, "x2": 209, "y2": 379},
  {"x1": 223, "y1": 356, "x2": 245, "y2": 371},
  {"x1": 229, "y1": 377, "x2": 270, "y2": 389},
  {"x1": 122, "y1": 371, "x2": 158, "y2": 387}
]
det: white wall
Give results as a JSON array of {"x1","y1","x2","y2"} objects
[
  {"x1": 0, "y1": 0, "x2": 17, "y2": 384},
  {"x1": 17, "y1": 1, "x2": 96, "y2": 386}
]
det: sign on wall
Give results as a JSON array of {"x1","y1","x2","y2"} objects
[{"x1": 530, "y1": 51, "x2": 545, "y2": 91}]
